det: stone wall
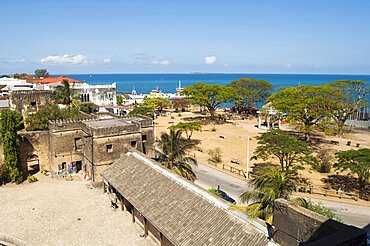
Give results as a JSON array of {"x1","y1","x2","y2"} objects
[
  {"x1": 48, "y1": 128, "x2": 85, "y2": 172},
  {"x1": 0, "y1": 131, "x2": 49, "y2": 177},
  {"x1": 48, "y1": 116, "x2": 154, "y2": 181},
  {"x1": 272, "y1": 199, "x2": 367, "y2": 246},
  {"x1": 19, "y1": 131, "x2": 49, "y2": 171},
  {"x1": 9, "y1": 90, "x2": 53, "y2": 112}
]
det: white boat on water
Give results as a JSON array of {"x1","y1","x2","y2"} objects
[{"x1": 122, "y1": 81, "x2": 185, "y2": 106}]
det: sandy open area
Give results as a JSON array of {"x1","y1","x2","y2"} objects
[
  {"x1": 0, "y1": 173, "x2": 155, "y2": 246},
  {"x1": 156, "y1": 110, "x2": 370, "y2": 204}
]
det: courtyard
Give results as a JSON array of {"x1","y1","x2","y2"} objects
[{"x1": 0, "y1": 173, "x2": 155, "y2": 246}]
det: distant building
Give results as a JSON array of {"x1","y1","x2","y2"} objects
[
  {"x1": 102, "y1": 150, "x2": 269, "y2": 246},
  {"x1": 48, "y1": 114, "x2": 154, "y2": 181},
  {"x1": 73, "y1": 82, "x2": 118, "y2": 113},
  {"x1": 0, "y1": 77, "x2": 35, "y2": 96},
  {"x1": 27, "y1": 76, "x2": 82, "y2": 90}
]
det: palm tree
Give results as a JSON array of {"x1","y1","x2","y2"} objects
[
  {"x1": 157, "y1": 126, "x2": 199, "y2": 181},
  {"x1": 52, "y1": 80, "x2": 73, "y2": 105},
  {"x1": 240, "y1": 166, "x2": 296, "y2": 220}
]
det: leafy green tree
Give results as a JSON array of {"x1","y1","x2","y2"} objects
[
  {"x1": 181, "y1": 82, "x2": 235, "y2": 120},
  {"x1": 80, "y1": 103, "x2": 98, "y2": 114},
  {"x1": 26, "y1": 105, "x2": 79, "y2": 131},
  {"x1": 172, "y1": 98, "x2": 190, "y2": 111},
  {"x1": 325, "y1": 80, "x2": 369, "y2": 135},
  {"x1": 0, "y1": 110, "x2": 24, "y2": 183},
  {"x1": 335, "y1": 148, "x2": 370, "y2": 195},
  {"x1": 173, "y1": 121, "x2": 202, "y2": 139},
  {"x1": 12, "y1": 73, "x2": 29, "y2": 79},
  {"x1": 240, "y1": 165, "x2": 297, "y2": 220},
  {"x1": 116, "y1": 95, "x2": 124, "y2": 105},
  {"x1": 141, "y1": 97, "x2": 170, "y2": 114},
  {"x1": 34, "y1": 69, "x2": 49, "y2": 78},
  {"x1": 253, "y1": 130, "x2": 311, "y2": 172},
  {"x1": 52, "y1": 80, "x2": 73, "y2": 105},
  {"x1": 157, "y1": 126, "x2": 199, "y2": 181},
  {"x1": 268, "y1": 85, "x2": 334, "y2": 141},
  {"x1": 228, "y1": 78, "x2": 273, "y2": 110},
  {"x1": 128, "y1": 107, "x2": 154, "y2": 117}
]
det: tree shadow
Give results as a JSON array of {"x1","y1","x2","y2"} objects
[{"x1": 322, "y1": 174, "x2": 370, "y2": 201}]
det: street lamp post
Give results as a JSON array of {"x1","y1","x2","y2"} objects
[
  {"x1": 246, "y1": 136, "x2": 250, "y2": 179},
  {"x1": 153, "y1": 111, "x2": 157, "y2": 142}
]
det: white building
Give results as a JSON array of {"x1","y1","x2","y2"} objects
[
  {"x1": 0, "y1": 77, "x2": 35, "y2": 96},
  {"x1": 73, "y1": 82, "x2": 117, "y2": 112}
]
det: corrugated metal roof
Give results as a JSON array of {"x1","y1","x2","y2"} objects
[{"x1": 102, "y1": 151, "x2": 269, "y2": 246}]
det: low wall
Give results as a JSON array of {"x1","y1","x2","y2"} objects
[
  {"x1": 272, "y1": 199, "x2": 366, "y2": 246},
  {"x1": 346, "y1": 120, "x2": 370, "y2": 129}
]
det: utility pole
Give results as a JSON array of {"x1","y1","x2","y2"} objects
[
  {"x1": 246, "y1": 136, "x2": 250, "y2": 179},
  {"x1": 153, "y1": 111, "x2": 157, "y2": 142}
]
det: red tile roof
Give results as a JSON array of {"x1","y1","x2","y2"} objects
[{"x1": 27, "y1": 76, "x2": 82, "y2": 84}]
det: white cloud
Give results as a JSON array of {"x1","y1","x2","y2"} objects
[
  {"x1": 223, "y1": 64, "x2": 229, "y2": 67},
  {"x1": 286, "y1": 63, "x2": 292, "y2": 68},
  {"x1": 103, "y1": 58, "x2": 111, "y2": 64},
  {"x1": 205, "y1": 56, "x2": 216, "y2": 64},
  {"x1": 40, "y1": 54, "x2": 90, "y2": 65},
  {"x1": 7, "y1": 58, "x2": 26, "y2": 63},
  {"x1": 152, "y1": 59, "x2": 170, "y2": 65}
]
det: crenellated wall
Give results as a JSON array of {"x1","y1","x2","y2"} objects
[{"x1": 48, "y1": 115, "x2": 154, "y2": 181}]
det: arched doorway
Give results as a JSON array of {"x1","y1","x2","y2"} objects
[{"x1": 27, "y1": 154, "x2": 40, "y2": 175}]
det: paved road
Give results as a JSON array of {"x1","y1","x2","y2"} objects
[{"x1": 193, "y1": 163, "x2": 370, "y2": 232}]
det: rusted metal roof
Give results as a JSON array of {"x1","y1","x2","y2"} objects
[{"x1": 102, "y1": 151, "x2": 269, "y2": 246}]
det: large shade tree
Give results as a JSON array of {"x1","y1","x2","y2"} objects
[
  {"x1": 267, "y1": 85, "x2": 334, "y2": 141},
  {"x1": 253, "y1": 130, "x2": 311, "y2": 172},
  {"x1": 228, "y1": 78, "x2": 273, "y2": 112},
  {"x1": 141, "y1": 97, "x2": 171, "y2": 114},
  {"x1": 335, "y1": 148, "x2": 370, "y2": 196},
  {"x1": 325, "y1": 80, "x2": 369, "y2": 135},
  {"x1": 181, "y1": 83, "x2": 235, "y2": 120},
  {"x1": 157, "y1": 126, "x2": 199, "y2": 181},
  {"x1": 173, "y1": 121, "x2": 202, "y2": 140}
]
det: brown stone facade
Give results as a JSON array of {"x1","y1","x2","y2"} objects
[
  {"x1": 48, "y1": 115, "x2": 154, "y2": 181},
  {"x1": 1, "y1": 115, "x2": 153, "y2": 181},
  {"x1": 9, "y1": 90, "x2": 54, "y2": 113}
]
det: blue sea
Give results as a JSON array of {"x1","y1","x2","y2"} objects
[{"x1": 60, "y1": 73, "x2": 370, "y2": 94}]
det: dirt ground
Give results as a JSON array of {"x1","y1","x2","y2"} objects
[
  {"x1": 156, "y1": 110, "x2": 370, "y2": 204},
  {"x1": 0, "y1": 173, "x2": 155, "y2": 246}
]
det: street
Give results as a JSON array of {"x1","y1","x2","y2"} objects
[{"x1": 193, "y1": 163, "x2": 370, "y2": 232}]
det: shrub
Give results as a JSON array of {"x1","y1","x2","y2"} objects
[
  {"x1": 27, "y1": 175, "x2": 38, "y2": 183},
  {"x1": 208, "y1": 187, "x2": 221, "y2": 197},
  {"x1": 208, "y1": 148, "x2": 222, "y2": 163},
  {"x1": 80, "y1": 103, "x2": 98, "y2": 114},
  {"x1": 306, "y1": 149, "x2": 333, "y2": 173},
  {"x1": 0, "y1": 165, "x2": 9, "y2": 185},
  {"x1": 306, "y1": 200, "x2": 342, "y2": 222}
]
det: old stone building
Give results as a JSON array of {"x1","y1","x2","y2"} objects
[
  {"x1": 9, "y1": 90, "x2": 53, "y2": 113},
  {"x1": 48, "y1": 114, "x2": 154, "y2": 181}
]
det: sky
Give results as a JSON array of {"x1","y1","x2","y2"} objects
[{"x1": 1, "y1": 0, "x2": 370, "y2": 74}]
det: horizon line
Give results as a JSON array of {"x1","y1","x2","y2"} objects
[{"x1": 51, "y1": 72, "x2": 370, "y2": 76}]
